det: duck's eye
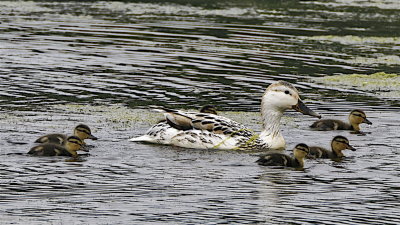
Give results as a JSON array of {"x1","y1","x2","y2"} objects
[{"x1": 284, "y1": 90, "x2": 290, "y2": 95}]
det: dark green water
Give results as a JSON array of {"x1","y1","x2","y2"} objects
[{"x1": 0, "y1": 0, "x2": 399, "y2": 224}]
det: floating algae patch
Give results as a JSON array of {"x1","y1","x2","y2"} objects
[
  {"x1": 313, "y1": 72, "x2": 400, "y2": 98},
  {"x1": 327, "y1": 0, "x2": 400, "y2": 10},
  {"x1": 0, "y1": 113, "x2": 34, "y2": 124},
  {"x1": 0, "y1": 1, "x2": 52, "y2": 13},
  {"x1": 347, "y1": 55, "x2": 400, "y2": 66},
  {"x1": 301, "y1": 35, "x2": 400, "y2": 45},
  {"x1": 220, "y1": 111, "x2": 260, "y2": 125},
  {"x1": 50, "y1": 104, "x2": 298, "y2": 130},
  {"x1": 221, "y1": 111, "x2": 298, "y2": 128},
  {"x1": 95, "y1": 1, "x2": 257, "y2": 17},
  {"x1": 300, "y1": 35, "x2": 400, "y2": 65},
  {"x1": 51, "y1": 104, "x2": 163, "y2": 129}
]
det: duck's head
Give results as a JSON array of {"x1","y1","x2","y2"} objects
[
  {"x1": 293, "y1": 143, "x2": 310, "y2": 160},
  {"x1": 199, "y1": 105, "x2": 218, "y2": 115},
  {"x1": 349, "y1": 109, "x2": 372, "y2": 127},
  {"x1": 74, "y1": 124, "x2": 98, "y2": 140},
  {"x1": 263, "y1": 81, "x2": 320, "y2": 118},
  {"x1": 65, "y1": 136, "x2": 84, "y2": 156},
  {"x1": 331, "y1": 135, "x2": 356, "y2": 154}
]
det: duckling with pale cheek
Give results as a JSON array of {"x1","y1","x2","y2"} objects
[
  {"x1": 35, "y1": 124, "x2": 97, "y2": 148},
  {"x1": 310, "y1": 109, "x2": 372, "y2": 132},
  {"x1": 256, "y1": 143, "x2": 310, "y2": 168},
  {"x1": 308, "y1": 135, "x2": 356, "y2": 159},
  {"x1": 29, "y1": 136, "x2": 83, "y2": 157}
]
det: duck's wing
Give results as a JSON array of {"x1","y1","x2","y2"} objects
[
  {"x1": 152, "y1": 106, "x2": 249, "y2": 136},
  {"x1": 130, "y1": 106, "x2": 260, "y2": 149}
]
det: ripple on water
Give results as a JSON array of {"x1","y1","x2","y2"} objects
[
  {"x1": 3, "y1": 1, "x2": 397, "y2": 109},
  {"x1": 0, "y1": 106, "x2": 399, "y2": 224},
  {"x1": 1, "y1": 0, "x2": 400, "y2": 224}
]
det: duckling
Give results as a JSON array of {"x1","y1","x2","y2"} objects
[
  {"x1": 35, "y1": 124, "x2": 98, "y2": 146},
  {"x1": 199, "y1": 105, "x2": 218, "y2": 115},
  {"x1": 308, "y1": 135, "x2": 356, "y2": 159},
  {"x1": 28, "y1": 136, "x2": 83, "y2": 157},
  {"x1": 310, "y1": 109, "x2": 372, "y2": 132},
  {"x1": 256, "y1": 143, "x2": 310, "y2": 168}
]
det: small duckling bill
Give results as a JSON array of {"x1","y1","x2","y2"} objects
[
  {"x1": 256, "y1": 143, "x2": 309, "y2": 168},
  {"x1": 310, "y1": 109, "x2": 371, "y2": 131},
  {"x1": 29, "y1": 136, "x2": 83, "y2": 157},
  {"x1": 308, "y1": 135, "x2": 356, "y2": 159}
]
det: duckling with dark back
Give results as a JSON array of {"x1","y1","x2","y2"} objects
[
  {"x1": 35, "y1": 124, "x2": 97, "y2": 149},
  {"x1": 29, "y1": 136, "x2": 83, "y2": 157},
  {"x1": 256, "y1": 143, "x2": 310, "y2": 168},
  {"x1": 308, "y1": 135, "x2": 356, "y2": 159},
  {"x1": 310, "y1": 109, "x2": 371, "y2": 132}
]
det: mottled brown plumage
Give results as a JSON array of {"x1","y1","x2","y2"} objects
[
  {"x1": 35, "y1": 124, "x2": 97, "y2": 146},
  {"x1": 159, "y1": 105, "x2": 217, "y2": 126},
  {"x1": 199, "y1": 105, "x2": 218, "y2": 115},
  {"x1": 131, "y1": 81, "x2": 320, "y2": 150},
  {"x1": 310, "y1": 109, "x2": 371, "y2": 131},
  {"x1": 256, "y1": 143, "x2": 310, "y2": 168},
  {"x1": 29, "y1": 136, "x2": 83, "y2": 157},
  {"x1": 308, "y1": 136, "x2": 356, "y2": 159},
  {"x1": 35, "y1": 134, "x2": 67, "y2": 145}
]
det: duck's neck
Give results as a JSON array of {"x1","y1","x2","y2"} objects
[
  {"x1": 65, "y1": 143, "x2": 78, "y2": 157},
  {"x1": 294, "y1": 158, "x2": 305, "y2": 168},
  {"x1": 332, "y1": 149, "x2": 344, "y2": 158},
  {"x1": 350, "y1": 123, "x2": 360, "y2": 131},
  {"x1": 293, "y1": 150, "x2": 305, "y2": 167},
  {"x1": 259, "y1": 106, "x2": 285, "y2": 150}
]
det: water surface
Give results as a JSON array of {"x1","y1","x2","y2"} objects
[{"x1": 0, "y1": 0, "x2": 399, "y2": 224}]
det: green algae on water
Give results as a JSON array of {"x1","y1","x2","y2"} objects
[
  {"x1": 302, "y1": 35, "x2": 400, "y2": 45},
  {"x1": 50, "y1": 104, "x2": 300, "y2": 130},
  {"x1": 301, "y1": 35, "x2": 400, "y2": 65},
  {"x1": 313, "y1": 72, "x2": 400, "y2": 98},
  {"x1": 347, "y1": 55, "x2": 400, "y2": 66},
  {"x1": 52, "y1": 104, "x2": 162, "y2": 128}
]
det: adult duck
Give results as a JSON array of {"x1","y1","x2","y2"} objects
[{"x1": 130, "y1": 81, "x2": 320, "y2": 150}]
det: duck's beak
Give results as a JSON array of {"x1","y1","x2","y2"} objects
[
  {"x1": 80, "y1": 147, "x2": 90, "y2": 152},
  {"x1": 89, "y1": 134, "x2": 98, "y2": 140},
  {"x1": 363, "y1": 118, "x2": 372, "y2": 125},
  {"x1": 292, "y1": 99, "x2": 321, "y2": 118},
  {"x1": 347, "y1": 144, "x2": 356, "y2": 151}
]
